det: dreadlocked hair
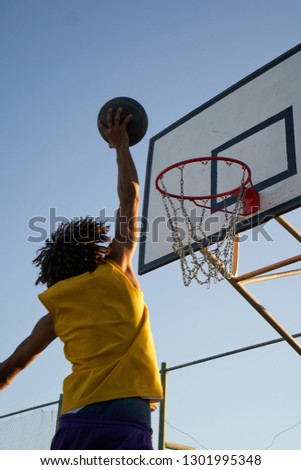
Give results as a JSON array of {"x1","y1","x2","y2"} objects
[{"x1": 33, "y1": 216, "x2": 112, "y2": 288}]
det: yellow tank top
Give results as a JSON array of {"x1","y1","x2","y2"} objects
[{"x1": 38, "y1": 259, "x2": 163, "y2": 414}]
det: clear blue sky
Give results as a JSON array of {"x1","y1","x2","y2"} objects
[{"x1": 1, "y1": 0, "x2": 301, "y2": 450}]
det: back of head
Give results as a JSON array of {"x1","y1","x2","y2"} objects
[{"x1": 33, "y1": 216, "x2": 111, "y2": 288}]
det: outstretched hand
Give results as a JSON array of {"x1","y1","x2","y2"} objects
[{"x1": 98, "y1": 107, "x2": 132, "y2": 149}]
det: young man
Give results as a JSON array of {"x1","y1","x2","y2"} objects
[{"x1": 0, "y1": 108, "x2": 163, "y2": 450}]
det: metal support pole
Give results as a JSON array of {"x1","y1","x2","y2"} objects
[
  {"x1": 228, "y1": 277, "x2": 301, "y2": 355},
  {"x1": 275, "y1": 215, "x2": 301, "y2": 242},
  {"x1": 55, "y1": 394, "x2": 63, "y2": 431},
  {"x1": 234, "y1": 254, "x2": 301, "y2": 283},
  {"x1": 158, "y1": 362, "x2": 168, "y2": 450},
  {"x1": 199, "y1": 244, "x2": 301, "y2": 356}
]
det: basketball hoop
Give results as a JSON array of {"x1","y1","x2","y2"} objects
[{"x1": 155, "y1": 156, "x2": 260, "y2": 287}]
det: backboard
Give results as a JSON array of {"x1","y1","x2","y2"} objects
[{"x1": 139, "y1": 44, "x2": 301, "y2": 275}]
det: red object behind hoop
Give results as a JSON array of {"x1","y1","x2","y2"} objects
[{"x1": 155, "y1": 156, "x2": 260, "y2": 216}]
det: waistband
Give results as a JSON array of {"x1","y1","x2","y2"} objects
[
  {"x1": 59, "y1": 412, "x2": 152, "y2": 434},
  {"x1": 75, "y1": 397, "x2": 151, "y2": 427}
]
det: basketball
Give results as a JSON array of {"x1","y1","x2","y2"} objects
[{"x1": 97, "y1": 97, "x2": 148, "y2": 147}]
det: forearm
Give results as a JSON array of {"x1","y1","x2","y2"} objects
[
  {"x1": 116, "y1": 144, "x2": 140, "y2": 206},
  {"x1": 0, "y1": 314, "x2": 56, "y2": 391},
  {"x1": 0, "y1": 338, "x2": 39, "y2": 389}
]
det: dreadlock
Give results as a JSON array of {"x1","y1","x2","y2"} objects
[{"x1": 33, "y1": 216, "x2": 112, "y2": 288}]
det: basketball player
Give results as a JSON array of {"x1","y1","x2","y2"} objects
[{"x1": 0, "y1": 108, "x2": 163, "y2": 450}]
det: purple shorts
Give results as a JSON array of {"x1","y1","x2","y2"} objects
[{"x1": 51, "y1": 413, "x2": 153, "y2": 450}]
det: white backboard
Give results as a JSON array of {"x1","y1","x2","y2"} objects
[{"x1": 139, "y1": 44, "x2": 301, "y2": 274}]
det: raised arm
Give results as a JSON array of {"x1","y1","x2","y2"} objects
[
  {"x1": 0, "y1": 313, "x2": 57, "y2": 391},
  {"x1": 98, "y1": 108, "x2": 140, "y2": 285}
]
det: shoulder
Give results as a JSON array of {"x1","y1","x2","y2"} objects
[{"x1": 106, "y1": 256, "x2": 141, "y2": 290}]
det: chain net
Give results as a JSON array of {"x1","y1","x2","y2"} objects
[{"x1": 158, "y1": 160, "x2": 247, "y2": 287}]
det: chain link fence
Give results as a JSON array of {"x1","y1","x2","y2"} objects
[{"x1": 0, "y1": 398, "x2": 61, "y2": 450}]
